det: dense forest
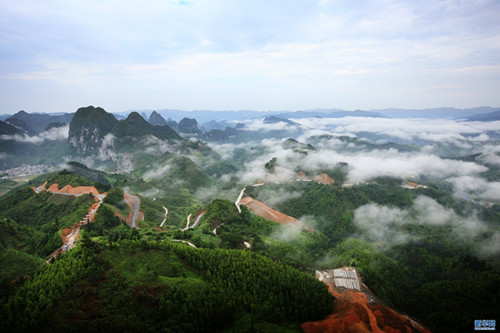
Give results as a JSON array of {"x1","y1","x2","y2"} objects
[
  {"x1": 1, "y1": 157, "x2": 499, "y2": 332},
  {"x1": 1, "y1": 238, "x2": 333, "y2": 332}
]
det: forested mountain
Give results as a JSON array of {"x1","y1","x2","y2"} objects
[
  {"x1": 68, "y1": 106, "x2": 119, "y2": 155},
  {"x1": 147, "y1": 110, "x2": 167, "y2": 126},
  {"x1": 0, "y1": 121, "x2": 24, "y2": 136},
  {"x1": 6, "y1": 111, "x2": 73, "y2": 136},
  {"x1": 111, "y1": 111, "x2": 180, "y2": 140},
  {"x1": 1, "y1": 107, "x2": 499, "y2": 332}
]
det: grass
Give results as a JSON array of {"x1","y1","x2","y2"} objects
[{"x1": 103, "y1": 248, "x2": 204, "y2": 287}]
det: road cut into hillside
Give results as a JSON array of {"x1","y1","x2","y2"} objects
[
  {"x1": 34, "y1": 181, "x2": 103, "y2": 198},
  {"x1": 301, "y1": 268, "x2": 431, "y2": 333},
  {"x1": 239, "y1": 196, "x2": 300, "y2": 225},
  {"x1": 239, "y1": 196, "x2": 313, "y2": 231},
  {"x1": 114, "y1": 193, "x2": 144, "y2": 229},
  {"x1": 33, "y1": 182, "x2": 107, "y2": 263}
]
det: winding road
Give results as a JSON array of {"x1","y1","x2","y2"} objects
[
  {"x1": 130, "y1": 195, "x2": 140, "y2": 229},
  {"x1": 160, "y1": 206, "x2": 168, "y2": 228}
]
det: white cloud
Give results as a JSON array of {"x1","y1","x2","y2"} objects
[
  {"x1": 0, "y1": 124, "x2": 69, "y2": 143},
  {"x1": 293, "y1": 117, "x2": 500, "y2": 143},
  {"x1": 143, "y1": 163, "x2": 172, "y2": 180},
  {"x1": 1, "y1": 1, "x2": 499, "y2": 111},
  {"x1": 353, "y1": 195, "x2": 491, "y2": 249},
  {"x1": 447, "y1": 175, "x2": 500, "y2": 202},
  {"x1": 242, "y1": 118, "x2": 301, "y2": 132}
]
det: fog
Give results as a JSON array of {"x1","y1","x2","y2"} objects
[
  {"x1": 208, "y1": 116, "x2": 499, "y2": 204},
  {"x1": 353, "y1": 195, "x2": 494, "y2": 254},
  {"x1": 0, "y1": 124, "x2": 69, "y2": 143}
]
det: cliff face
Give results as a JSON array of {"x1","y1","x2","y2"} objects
[
  {"x1": 177, "y1": 117, "x2": 202, "y2": 134},
  {"x1": 148, "y1": 111, "x2": 167, "y2": 126},
  {"x1": 68, "y1": 106, "x2": 118, "y2": 155}
]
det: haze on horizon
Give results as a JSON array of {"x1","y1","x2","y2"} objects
[{"x1": 1, "y1": 0, "x2": 499, "y2": 114}]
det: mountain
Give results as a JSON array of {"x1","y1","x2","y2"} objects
[
  {"x1": 377, "y1": 107, "x2": 499, "y2": 119},
  {"x1": 69, "y1": 107, "x2": 181, "y2": 156},
  {"x1": 6, "y1": 110, "x2": 73, "y2": 135},
  {"x1": 111, "y1": 112, "x2": 180, "y2": 140},
  {"x1": 0, "y1": 120, "x2": 24, "y2": 136},
  {"x1": 206, "y1": 128, "x2": 230, "y2": 142},
  {"x1": 68, "y1": 106, "x2": 119, "y2": 155},
  {"x1": 147, "y1": 110, "x2": 167, "y2": 126},
  {"x1": 276, "y1": 110, "x2": 387, "y2": 119},
  {"x1": 463, "y1": 110, "x2": 500, "y2": 121},
  {"x1": 263, "y1": 115, "x2": 298, "y2": 125},
  {"x1": 177, "y1": 117, "x2": 202, "y2": 134}
]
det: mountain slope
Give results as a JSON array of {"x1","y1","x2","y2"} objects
[
  {"x1": 147, "y1": 110, "x2": 167, "y2": 126},
  {"x1": 7, "y1": 110, "x2": 73, "y2": 135},
  {"x1": 111, "y1": 111, "x2": 180, "y2": 140},
  {"x1": 0, "y1": 120, "x2": 24, "y2": 136},
  {"x1": 68, "y1": 106, "x2": 118, "y2": 155},
  {"x1": 1, "y1": 239, "x2": 334, "y2": 332}
]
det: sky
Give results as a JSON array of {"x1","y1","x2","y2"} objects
[{"x1": 1, "y1": 0, "x2": 499, "y2": 114}]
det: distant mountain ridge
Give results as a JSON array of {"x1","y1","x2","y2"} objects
[
  {"x1": 6, "y1": 110, "x2": 73, "y2": 135},
  {"x1": 68, "y1": 106, "x2": 119, "y2": 155},
  {"x1": 68, "y1": 106, "x2": 180, "y2": 156},
  {"x1": 462, "y1": 110, "x2": 500, "y2": 122}
]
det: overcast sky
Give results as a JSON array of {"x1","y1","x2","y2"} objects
[{"x1": 1, "y1": 0, "x2": 499, "y2": 114}]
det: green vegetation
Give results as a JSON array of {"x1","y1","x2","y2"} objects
[
  {"x1": 1, "y1": 239, "x2": 333, "y2": 332},
  {"x1": 68, "y1": 106, "x2": 118, "y2": 139},
  {"x1": 111, "y1": 111, "x2": 180, "y2": 141},
  {"x1": 1, "y1": 123, "x2": 499, "y2": 333}
]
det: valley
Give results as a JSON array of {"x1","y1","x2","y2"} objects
[{"x1": 1, "y1": 107, "x2": 499, "y2": 332}]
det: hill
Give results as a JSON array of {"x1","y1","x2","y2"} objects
[
  {"x1": 6, "y1": 111, "x2": 73, "y2": 135},
  {"x1": 111, "y1": 112, "x2": 180, "y2": 140},
  {"x1": 68, "y1": 106, "x2": 118, "y2": 155},
  {"x1": 147, "y1": 110, "x2": 167, "y2": 126},
  {"x1": 0, "y1": 120, "x2": 24, "y2": 136},
  {"x1": 463, "y1": 110, "x2": 500, "y2": 121},
  {"x1": 1, "y1": 239, "x2": 333, "y2": 332}
]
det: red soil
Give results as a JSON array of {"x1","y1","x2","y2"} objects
[
  {"x1": 35, "y1": 182, "x2": 105, "y2": 197},
  {"x1": 34, "y1": 182, "x2": 106, "y2": 262},
  {"x1": 115, "y1": 193, "x2": 143, "y2": 228},
  {"x1": 313, "y1": 173, "x2": 335, "y2": 185},
  {"x1": 301, "y1": 286, "x2": 431, "y2": 333},
  {"x1": 240, "y1": 196, "x2": 300, "y2": 225}
]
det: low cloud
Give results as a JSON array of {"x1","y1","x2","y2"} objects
[
  {"x1": 271, "y1": 222, "x2": 302, "y2": 242},
  {"x1": 214, "y1": 133, "x2": 490, "y2": 186},
  {"x1": 242, "y1": 118, "x2": 301, "y2": 132},
  {"x1": 0, "y1": 124, "x2": 69, "y2": 143},
  {"x1": 477, "y1": 231, "x2": 500, "y2": 259},
  {"x1": 255, "y1": 187, "x2": 301, "y2": 207},
  {"x1": 447, "y1": 175, "x2": 500, "y2": 202},
  {"x1": 293, "y1": 117, "x2": 500, "y2": 144},
  {"x1": 97, "y1": 133, "x2": 116, "y2": 161},
  {"x1": 143, "y1": 163, "x2": 172, "y2": 180},
  {"x1": 353, "y1": 195, "x2": 491, "y2": 250},
  {"x1": 138, "y1": 187, "x2": 166, "y2": 199}
]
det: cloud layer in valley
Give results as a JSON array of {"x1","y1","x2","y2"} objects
[
  {"x1": 0, "y1": 125, "x2": 69, "y2": 143},
  {"x1": 353, "y1": 195, "x2": 494, "y2": 255}
]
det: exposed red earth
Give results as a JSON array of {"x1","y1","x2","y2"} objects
[
  {"x1": 34, "y1": 181, "x2": 103, "y2": 198},
  {"x1": 239, "y1": 196, "x2": 314, "y2": 232},
  {"x1": 301, "y1": 270, "x2": 431, "y2": 333},
  {"x1": 32, "y1": 182, "x2": 107, "y2": 263},
  {"x1": 240, "y1": 196, "x2": 300, "y2": 225},
  {"x1": 114, "y1": 193, "x2": 144, "y2": 228},
  {"x1": 312, "y1": 173, "x2": 335, "y2": 185}
]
